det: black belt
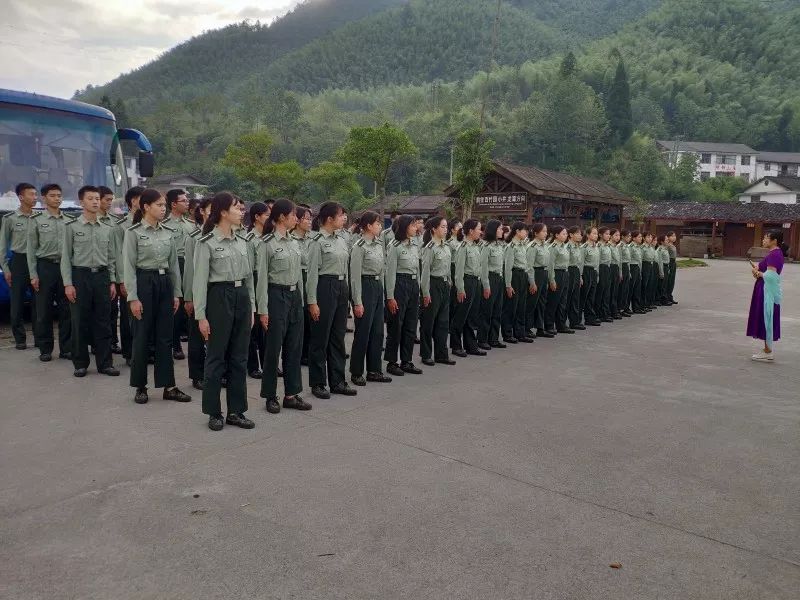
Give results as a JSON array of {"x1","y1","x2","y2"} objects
[
  {"x1": 319, "y1": 274, "x2": 346, "y2": 281},
  {"x1": 554, "y1": 268, "x2": 567, "y2": 272},
  {"x1": 209, "y1": 280, "x2": 245, "y2": 288},
  {"x1": 534, "y1": 266, "x2": 546, "y2": 271},
  {"x1": 431, "y1": 275, "x2": 449, "y2": 282},
  {"x1": 38, "y1": 257, "x2": 60, "y2": 264},
  {"x1": 488, "y1": 271, "x2": 502, "y2": 276},
  {"x1": 512, "y1": 267, "x2": 526, "y2": 273},
  {"x1": 270, "y1": 282, "x2": 299, "y2": 291},
  {"x1": 74, "y1": 266, "x2": 107, "y2": 273},
  {"x1": 396, "y1": 273, "x2": 417, "y2": 280},
  {"x1": 137, "y1": 268, "x2": 169, "y2": 275},
  {"x1": 361, "y1": 274, "x2": 382, "y2": 281},
  {"x1": 465, "y1": 273, "x2": 479, "y2": 279}
]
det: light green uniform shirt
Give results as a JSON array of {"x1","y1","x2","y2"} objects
[
  {"x1": 349, "y1": 235, "x2": 385, "y2": 306},
  {"x1": 582, "y1": 242, "x2": 600, "y2": 270},
  {"x1": 642, "y1": 244, "x2": 657, "y2": 263},
  {"x1": 380, "y1": 227, "x2": 395, "y2": 250},
  {"x1": 113, "y1": 213, "x2": 135, "y2": 283},
  {"x1": 182, "y1": 228, "x2": 202, "y2": 302},
  {"x1": 504, "y1": 238, "x2": 528, "y2": 285},
  {"x1": 658, "y1": 244, "x2": 670, "y2": 265},
  {"x1": 619, "y1": 242, "x2": 631, "y2": 265},
  {"x1": 256, "y1": 229, "x2": 303, "y2": 316},
  {"x1": 528, "y1": 239, "x2": 551, "y2": 284},
  {"x1": 27, "y1": 211, "x2": 72, "y2": 278},
  {"x1": 385, "y1": 238, "x2": 420, "y2": 301},
  {"x1": 598, "y1": 242, "x2": 612, "y2": 266},
  {"x1": 122, "y1": 220, "x2": 181, "y2": 302},
  {"x1": 481, "y1": 240, "x2": 505, "y2": 292},
  {"x1": 629, "y1": 243, "x2": 643, "y2": 267},
  {"x1": 162, "y1": 214, "x2": 196, "y2": 259},
  {"x1": 61, "y1": 215, "x2": 117, "y2": 285},
  {"x1": 567, "y1": 241, "x2": 584, "y2": 271},
  {"x1": 447, "y1": 237, "x2": 461, "y2": 265},
  {"x1": 292, "y1": 232, "x2": 311, "y2": 272},
  {"x1": 420, "y1": 238, "x2": 451, "y2": 298},
  {"x1": 549, "y1": 241, "x2": 569, "y2": 284},
  {"x1": 454, "y1": 239, "x2": 482, "y2": 295},
  {"x1": 306, "y1": 229, "x2": 350, "y2": 306},
  {"x1": 667, "y1": 244, "x2": 677, "y2": 259},
  {"x1": 609, "y1": 243, "x2": 621, "y2": 267},
  {"x1": 192, "y1": 227, "x2": 254, "y2": 320},
  {"x1": 0, "y1": 209, "x2": 38, "y2": 271}
]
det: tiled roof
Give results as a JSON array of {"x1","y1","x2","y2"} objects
[
  {"x1": 656, "y1": 140, "x2": 756, "y2": 155},
  {"x1": 745, "y1": 176, "x2": 800, "y2": 192},
  {"x1": 356, "y1": 195, "x2": 449, "y2": 215},
  {"x1": 644, "y1": 201, "x2": 800, "y2": 222},
  {"x1": 756, "y1": 152, "x2": 800, "y2": 164}
]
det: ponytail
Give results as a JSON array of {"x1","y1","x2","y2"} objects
[
  {"x1": 134, "y1": 188, "x2": 163, "y2": 225},
  {"x1": 354, "y1": 211, "x2": 380, "y2": 235},
  {"x1": 263, "y1": 198, "x2": 295, "y2": 236},
  {"x1": 422, "y1": 216, "x2": 445, "y2": 246},
  {"x1": 202, "y1": 191, "x2": 237, "y2": 235},
  {"x1": 132, "y1": 208, "x2": 144, "y2": 224}
]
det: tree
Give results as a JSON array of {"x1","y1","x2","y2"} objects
[
  {"x1": 263, "y1": 90, "x2": 303, "y2": 143},
  {"x1": 664, "y1": 153, "x2": 699, "y2": 201},
  {"x1": 305, "y1": 161, "x2": 362, "y2": 208},
  {"x1": 608, "y1": 133, "x2": 667, "y2": 201},
  {"x1": 337, "y1": 123, "x2": 417, "y2": 216},
  {"x1": 265, "y1": 160, "x2": 305, "y2": 200},
  {"x1": 221, "y1": 131, "x2": 274, "y2": 196},
  {"x1": 453, "y1": 128, "x2": 495, "y2": 218},
  {"x1": 559, "y1": 52, "x2": 577, "y2": 78},
  {"x1": 606, "y1": 59, "x2": 632, "y2": 147}
]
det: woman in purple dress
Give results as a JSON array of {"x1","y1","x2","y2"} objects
[{"x1": 747, "y1": 230, "x2": 789, "y2": 361}]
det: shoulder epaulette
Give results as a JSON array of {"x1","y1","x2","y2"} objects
[
  {"x1": 243, "y1": 231, "x2": 255, "y2": 242},
  {"x1": 310, "y1": 232, "x2": 323, "y2": 241},
  {"x1": 66, "y1": 218, "x2": 79, "y2": 226},
  {"x1": 128, "y1": 223, "x2": 142, "y2": 231},
  {"x1": 355, "y1": 238, "x2": 366, "y2": 247},
  {"x1": 161, "y1": 223, "x2": 176, "y2": 232},
  {"x1": 391, "y1": 239, "x2": 401, "y2": 247},
  {"x1": 262, "y1": 233, "x2": 275, "y2": 243},
  {"x1": 98, "y1": 219, "x2": 113, "y2": 227},
  {"x1": 458, "y1": 241, "x2": 466, "y2": 250},
  {"x1": 198, "y1": 232, "x2": 213, "y2": 243},
  {"x1": 64, "y1": 213, "x2": 78, "y2": 220},
  {"x1": 115, "y1": 215, "x2": 128, "y2": 225},
  {"x1": 189, "y1": 228, "x2": 201, "y2": 238},
  {"x1": 30, "y1": 212, "x2": 40, "y2": 218},
  {"x1": 424, "y1": 240, "x2": 434, "y2": 249}
]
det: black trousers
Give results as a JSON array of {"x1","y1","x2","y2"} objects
[
  {"x1": 566, "y1": 266, "x2": 582, "y2": 328},
  {"x1": 172, "y1": 257, "x2": 186, "y2": 351},
  {"x1": 450, "y1": 274, "x2": 480, "y2": 352},
  {"x1": 202, "y1": 282, "x2": 250, "y2": 416},
  {"x1": 420, "y1": 276, "x2": 450, "y2": 361},
  {"x1": 262, "y1": 285, "x2": 303, "y2": 398},
  {"x1": 618, "y1": 263, "x2": 630, "y2": 313},
  {"x1": 528, "y1": 267, "x2": 549, "y2": 332},
  {"x1": 581, "y1": 266, "x2": 598, "y2": 323},
  {"x1": 385, "y1": 274, "x2": 419, "y2": 365},
  {"x1": 647, "y1": 263, "x2": 660, "y2": 306},
  {"x1": 119, "y1": 283, "x2": 133, "y2": 360},
  {"x1": 130, "y1": 271, "x2": 174, "y2": 389},
  {"x1": 660, "y1": 263, "x2": 670, "y2": 302},
  {"x1": 350, "y1": 277, "x2": 385, "y2": 376},
  {"x1": 301, "y1": 270, "x2": 310, "y2": 362},
  {"x1": 667, "y1": 258, "x2": 677, "y2": 301},
  {"x1": 478, "y1": 272, "x2": 503, "y2": 344},
  {"x1": 309, "y1": 276, "x2": 349, "y2": 388},
  {"x1": 641, "y1": 261, "x2": 653, "y2": 306},
  {"x1": 187, "y1": 313, "x2": 205, "y2": 382},
  {"x1": 502, "y1": 268, "x2": 528, "y2": 340},
  {"x1": 110, "y1": 287, "x2": 119, "y2": 345},
  {"x1": 70, "y1": 267, "x2": 112, "y2": 370},
  {"x1": 630, "y1": 264, "x2": 642, "y2": 311},
  {"x1": 609, "y1": 264, "x2": 620, "y2": 316},
  {"x1": 247, "y1": 270, "x2": 265, "y2": 373},
  {"x1": 9, "y1": 253, "x2": 37, "y2": 346},
  {"x1": 596, "y1": 264, "x2": 612, "y2": 319},
  {"x1": 35, "y1": 259, "x2": 71, "y2": 355},
  {"x1": 545, "y1": 269, "x2": 567, "y2": 331}
]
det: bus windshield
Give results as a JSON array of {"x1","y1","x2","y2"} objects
[{"x1": 0, "y1": 102, "x2": 127, "y2": 209}]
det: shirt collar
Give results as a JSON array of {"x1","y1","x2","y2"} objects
[
  {"x1": 212, "y1": 226, "x2": 236, "y2": 242},
  {"x1": 15, "y1": 209, "x2": 35, "y2": 218},
  {"x1": 79, "y1": 215, "x2": 100, "y2": 225}
]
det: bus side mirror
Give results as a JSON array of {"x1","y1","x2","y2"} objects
[{"x1": 139, "y1": 152, "x2": 154, "y2": 178}]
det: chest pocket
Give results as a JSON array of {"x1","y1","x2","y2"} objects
[
  {"x1": 38, "y1": 222, "x2": 58, "y2": 241},
  {"x1": 271, "y1": 247, "x2": 290, "y2": 271}
]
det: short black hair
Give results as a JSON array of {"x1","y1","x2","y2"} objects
[
  {"x1": 124, "y1": 186, "x2": 146, "y2": 208},
  {"x1": 78, "y1": 185, "x2": 99, "y2": 200},
  {"x1": 98, "y1": 185, "x2": 113, "y2": 198},
  {"x1": 40, "y1": 183, "x2": 62, "y2": 195},
  {"x1": 15, "y1": 182, "x2": 35, "y2": 196},
  {"x1": 393, "y1": 215, "x2": 416, "y2": 242},
  {"x1": 165, "y1": 188, "x2": 186, "y2": 208}
]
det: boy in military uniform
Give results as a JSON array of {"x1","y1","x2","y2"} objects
[{"x1": 163, "y1": 188, "x2": 195, "y2": 360}]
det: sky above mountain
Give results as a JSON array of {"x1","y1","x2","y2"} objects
[{"x1": 0, "y1": 0, "x2": 302, "y2": 98}]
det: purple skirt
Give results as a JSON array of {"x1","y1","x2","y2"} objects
[{"x1": 746, "y1": 279, "x2": 781, "y2": 341}]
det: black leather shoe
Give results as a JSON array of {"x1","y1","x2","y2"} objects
[
  {"x1": 435, "y1": 358, "x2": 457, "y2": 365},
  {"x1": 172, "y1": 349, "x2": 185, "y2": 360},
  {"x1": 125, "y1": 358, "x2": 132, "y2": 367},
  {"x1": 572, "y1": 325, "x2": 586, "y2": 330},
  {"x1": 421, "y1": 358, "x2": 435, "y2": 366},
  {"x1": 300, "y1": 357, "x2": 308, "y2": 366},
  {"x1": 39, "y1": 353, "x2": 52, "y2": 362},
  {"x1": 401, "y1": 362, "x2": 423, "y2": 374},
  {"x1": 99, "y1": 366, "x2": 120, "y2": 376},
  {"x1": 670, "y1": 300, "x2": 678, "y2": 305},
  {"x1": 586, "y1": 320, "x2": 602, "y2": 326},
  {"x1": 504, "y1": 337, "x2": 518, "y2": 344},
  {"x1": 536, "y1": 330, "x2": 554, "y2": 338},
  {"x1": 601, "y1": 318, "x2": 614, "y2": 323},
  {"x1": 283, "y1": 395, "x2": 312, "y2": 411},
  {"x1": 226, "y1": 413, "x2": 255, "y2": 429},
  {"x1": 452, "y1": 349, "x2": 467, "y2": 358},
  {"x1": 208, "y1": 414, "x2": 224, "y2": 431},
  {"x1": 557, "y1": 328, "x2": 575, "y2": 334},
  {"x1": 519, "y1": 336, "x2": 535, "y2": 343},
  {"x1": 73, "y1": 367, "x2": 88, "y2": 377},
  {"x1": 192, "y1": 379, "x2": 204, "y2": 390},
  {"x1": 249, "y1": 370, "x2": 263, "y2": 379},
  {"x1": 59, "y1": 352, "x2": 72, "y2": 360},
  {"x1": 265, "y1": 397, "x2": 281, "y2": 413},
  {"x1": 134, "y1": 388, "x2": 148, "y2": 404},
  {"x1": 221, "y1": 377, "x2": 228, "y2": 388},
  {"x1": 163, "y1": 387, "x2": 191, "y2": 402},
  {"x1": 180, "y1": 335, "x2": 189, "y2": 342},
  {"x1": 620, "y1": 312, "x2": 632, "y2": 318},
  {"x1": 386, "y1": 363, "x2": 405, "y2": 376},
  {"x1": 366, "y1": 372, "x2": 392, "y2": 383},
  {"x1": 466, "y1": 349, "x2": 486, "y2": 356},
  {"x1": 490, "y1": 342, "x2": 507, "y2": 349},
  {"x1": 477, "y1": 342, "x2": 491, "y2": 351},
  {"x1": 15, "y1": 343, "x2": 27, "y2": 350},
  {"x1": 312, "y1": 385, "x2": 331, "y2": 399},
  {"x1": 110, "y1": 344, "x2": 122, "y2": 354},
  {"x1": 331, "y1": 382, "x2": 358, "y2": 396},
  {"x1": 351, "y1": 375, "x2": 367, "y2": 386}
]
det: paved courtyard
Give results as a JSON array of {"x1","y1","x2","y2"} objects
[{"x1": 0, "y1": 260, "x2": 798, "y2": 599}]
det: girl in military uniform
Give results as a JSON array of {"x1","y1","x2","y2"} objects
[
  {"x1": 581, "y1": 226, "x2": 601, "y2": 326},
  {"x1": 617, "y1": 230, "x2": 632, "y2": 317},
  {"x1": 446, "y1": 218, "x2": 463, "y2": 322},
  {"x1": 595, "y1": 227, "x2": 613, "y2": 322},
  {"x1": 450, "y1": 219, "x2": 485, "y2": 357},
  {"x1": 307, "y1": 202, "x2": 357, "y2": 399},
  {"x1": 183, "y1": 198, "x2": 210, "y2": 390},
  {"x1": 656, "y1": 234, "x2": 671, "y2": 305},
  {"x1": 478, "y1": 219, "x2": 505, "y2": 349},
  {"x1": 628, "y1": 231, "x2": 644, "y2": 314},
  {"x1": 565, "y1": 226, "x2": 585, "y2": 330},
  {"x1": 608, "y1": 229, "x2": 622, "y2": 319},
  {"x1": 349, "y1": 211, "x2": 392, "y2": 386},
  {"x1": 257, "y1": 199, "x2": 311, "y2": 414},
  {"x1": 293, "y1": 206, "x2": 313, "y2": 365},
  {"x1": 501, "y1": 221, "x2": 531, "y2": 343},
  {"x1": 420, "y1": 216, "x2": 454, "y2": 366},
  {"x1": 640, "y1": 233, "x2": 654, "y2": 311},
  {"x1": 528, "y1": 223, "x2": 551, "y2": 338},
  {"x1": 246, "y1": 202, "x2": 269, "y2": 379},
  {"x1": 385, "y1": 215, "x2": 423, "y2": 376},
  {"x1": 192, "y1": 192, "x2": 255, "y2": 431},
  {"x1": 544, "y1": 225, "x2": 571, "y2": 334},
  {"x1": 122, "y1": 189, "x2": 191, "y2": 405}
]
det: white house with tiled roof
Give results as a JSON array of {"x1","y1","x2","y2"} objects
[
  {"x1": 755, "y1": 152, "x2": 800, "y2": 179},
  {"x1": 738, "y1": 176, "x2": 800, "y2": 204},
  {"x1": 656, "y1": 140, "x2": 757, "y2": 182}
]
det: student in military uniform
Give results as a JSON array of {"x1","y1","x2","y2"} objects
[
  {"x1": 61, "y1": 185, "x2": 119, "y2": 377},
  {"x1": 544, "y1": 225, "x2": 571, "y2": 335},
  {"x1": 666, "y1": 231, "x2": 678, "y2": 304},
  {"x1": 629, "y1": 231, "x2": 645, "y2": 314},
  {"x1": 565, "y1": 226, "x2": 585, "y2": 331},
  {"x1": 420, "y1": 216, "x2": 455, "y2": 366},
  {"x1": 379, "y1": 210, "x2": 401, "y2": 250},
  {"x1": 183, "y1": 199, "x2": 210, "y2": 390},
  {"x1": 478, "y1": 219, "x2": 506, "y2": 349},
  {"x1": 349, "y1": 211, "x2": 392, "y2": 384},
  {"x1": 192, "y1": 192, "x2": 254, "y2": 431},
  {"x1": 581, "y1": 226, "x2": 601, "y2": 326},
  {"x1": 293, "y1": 206, "x2": 314, "y2": 365},
  {"x1": 27, "y1": 183, "x2": 72, "y2": 361},
  {"x1": 596, "y1": 227, "x2": 613, "y2": 322},
  {"x1": 384, "y1": 214, "x2": 423, "y2": 376},
  {"x1": 446, "y1": 218, "x2": 463, "y2": 321},
  {"x1": 115, "y1": 186, "x2": 145, "y2": 363},
  {"x1": 450, "y1": 219, "x2": 486, "y2": 357},
  {"x1": 97, "y1": 186, "x2": 123, "y2": 354},
  {"x1": 245, "y1": 202, "x2": 270, "y2": 379},
  {"x1": 1, "y1": 183, "x2": 40, "y2": 350},
  {"x1": 640, "y1": 233, "x2": 655, "y2": 311},
  {"x1": 617, "y1": 231, "x2": 633, "y2": 317},
  {"x1": 501, "y1": 221, "x2": 531, "y2": 343},
  {"x1": 527, "y1": 223, "x2": 551, "y2": 338},
  {"x1": 656, "y1": 234, "x2": 671, "y2": 305},
  {"x1": 307, "y1": 202, "x2": 357, "y2": 399},
  {"x1": 257, "y1": 199, "x2": 312, "y2": 413},
  {"x1": 123, "y1": 189, "x2": 190, "y2": 405},
  {"x1": 162, "y1": 189, "x2": 194, "y2": 360},
  {"x1": 608, "y1": 230, "x2": 622, "y2": 319}
]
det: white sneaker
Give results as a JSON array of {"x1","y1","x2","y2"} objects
[{"x1": 751, "y1": 351, "x2": 774, "y2": 362}]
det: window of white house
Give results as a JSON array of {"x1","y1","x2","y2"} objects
[
  {"x1": 700, "y1": 171, "x2": 711, "y2": 181},
  {"x1": 716, "y1": 155, "x2": 737, "y2": 165},
  {"x1": 764, "y1": 163, "x2": 772, "y2": 170},
  {"x1": 701, "y1": 153, "x2": 711, "y2": 164},
  {"x1": 741, "y1": 155, "x2": 751, "y2": 165}
]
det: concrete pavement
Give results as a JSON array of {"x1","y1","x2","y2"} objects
[{"x1": 1, "y1": 260, "x2": 798, "y2": 599}]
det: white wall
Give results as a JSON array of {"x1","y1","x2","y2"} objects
[{"x1": 666, "y1": 150, "x2": 755, "y2": 182}]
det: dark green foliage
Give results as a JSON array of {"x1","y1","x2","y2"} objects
[{"x1": 606, "y1": 60, "x2": 633, "y2": 146}]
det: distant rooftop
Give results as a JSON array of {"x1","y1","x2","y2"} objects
[
  {"x1": 756, "y1": 151, "x2": 800, "y2": 164},
  {"x1": 645, "y1": 201, "x2": 800, "y2": 221},
  {"x1": 656, "y1": 140, "x2": 756, "y2": 155}
]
